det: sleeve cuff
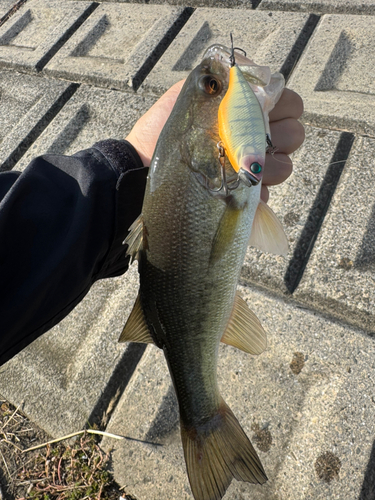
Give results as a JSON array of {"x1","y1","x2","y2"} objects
[{"x1": 91, "y1": 139, "x2": 145, "y2": 175}]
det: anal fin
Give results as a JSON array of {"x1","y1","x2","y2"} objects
[
  {"x1": 119, "y1": 293, "x2": 154, "y2": 344},
  {"x1": 221, "y1": 292, "x2": 267, "y2": 355}
]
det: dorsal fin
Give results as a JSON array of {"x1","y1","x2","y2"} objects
[
  {"x1": 249, "y1": 200, "x2": 288, "y2": 256},
  {"x1": 119, "y1": 293, "x2": 154, "y2": 344},
  {"x1": 221, "y1": 292, "x2": 267, "y2": 355},
  {"x1": 123, "y1": 214, "x2": 147, "y2": 263}
]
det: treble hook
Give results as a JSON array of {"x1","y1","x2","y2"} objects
[
  {"x1": 229, "y1": 33, "x2": 235, "y2": 67},
  {"x1": 211, "y1": 141, "x2": 228, "y2": 196},
  {"x1": 206, "y1": 143, "x2": 244, "y2": 195},
  {"x1": 229, "y1": 33, "x2": 247, "y2": 67}
]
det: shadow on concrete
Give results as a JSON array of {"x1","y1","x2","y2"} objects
[
  {"x1": 132, "y1": 7, "x2": 194, "y2": 91},
  {"x1": 359, "y1": 439, "x2": 375, "y2": 500},
  {"x1": 172, "y1": 20, "x2": 212, "y2": 72},
  {"x1": 70, "y1": 13, "x2": 110, "y2": 58},
  {"x1": 281, "y1": 14, "x2": 320, "y2": 82},
  {"x1": 284, "y1": 131, "x2": 355, "y2": 293},
  {"x1": 88, "y1": 342, "x2": 147, "y2": 430},
  {"x1": 46, "y1": 103, "x2": 91, "y2": 156},
  {"x1": 145, "y1": 383, "x2": 179, "y2": 442},
  {"x1": 315, "y1": 30, "x2": 355, "y2": 92},
  {"x1": 1, "y1": 83, "x2": 79, "y2": 172}
]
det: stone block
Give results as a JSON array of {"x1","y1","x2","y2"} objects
[
  {"x1": 44, "y1": 3, "x2": 189, "y2": 91},
  {"x1": 16, "y1": 84, "x2": 158, "y2": 171},
  {"x1": 141, "y1": 8, "x2": 311, "y2": 94},
  {"x1": 241, "y1": 125, "x2": 353, "y2": 296},
  {"x1": 0, "y1": 264, "x2": 143, "y2": 438},
  {"x1": 0, "y1": 0, "x2": 96, "y2": 72},
  {"x1": 0, "y1": 1, "x2": 19, "y2": 20},
  {"x1": 0, "y1": 70, "x2": 74, "y2": 171},
  {"x1": 294, "y1": 135, "x2": 375, "y2": 333},
  {"x1": 103, "y1": 285, "x2": 375, "y2": 500},
  {"x1": 288, "y1": 14, "x2": 375, "y2": 136},
  {"x1": 259, "y1": 0, "x2": 375, "y2": 15}
]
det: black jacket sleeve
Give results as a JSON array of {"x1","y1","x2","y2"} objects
[{"x1": 0, "y1": 139, "x2": 148, "y2": 366}]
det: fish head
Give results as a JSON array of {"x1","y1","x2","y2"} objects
[
  {"x1": 150, "y1": 47, "x2": 240, "y2": 194},
  {"x1": 177, "y1": 50, "x2": 235, "y2": 185}
]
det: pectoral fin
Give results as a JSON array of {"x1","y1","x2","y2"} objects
[
  {"x1": 249, "y1": 200, "x2": 288, "y2": 256},
  {"x1": 123, "y1": 214, "x2": 147, "y2": 263},
  {"x1": 221, "y1": 292, "x2": 267, "y2": 355},
  {"x1": 119, "y1": 293, "x2": 154, "y2": 344}
]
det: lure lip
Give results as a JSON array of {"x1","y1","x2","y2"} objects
[
  {"x1": 249, "y1": 170, "x2": 263, "y2": 185},
  {"x1": 239, "y1": 168, "x2": 260, "y2": 187},
  {"x1": 240, "y1": 167, "x2": 263, "y2": 185}
]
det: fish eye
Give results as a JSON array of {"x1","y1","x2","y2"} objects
[{"x1": 199, "y1": 75, "x2": 222, "y2": 96}]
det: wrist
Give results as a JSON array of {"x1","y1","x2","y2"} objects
[{"x1": 125, "y1": 132, "x2": 152, "y2": 168}]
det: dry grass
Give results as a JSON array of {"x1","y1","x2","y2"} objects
[{"x1": 0, "y1": 400, "x2": 137, "y2": 500}]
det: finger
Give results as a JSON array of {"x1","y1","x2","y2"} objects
[
  {"x1": 269, "y1": 118, "x2": 305, "y2": 155},
  {"x1": 139, "y1": 79, "x2": 186, "y2": 130},
  {"x1": 152, "y1": 79, "x2": 186, "y2": 116},
  {"x1": 261, "y1": 185, "x2": 269, "y2": 203},
  {"x1": 269, "y1": 88, "x2": 304, "y2": 122},
  {"x1": 126, "y1": 80, "x2": 186, "y2": 165},
  {"x1": 263, "y1": 153, "x2": 293, "y2": 186}
]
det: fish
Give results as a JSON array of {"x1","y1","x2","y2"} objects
[{"x1": 120, "y1": 44, "x2": 288, "y2": 500}]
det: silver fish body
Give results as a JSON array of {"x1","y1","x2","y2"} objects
[{"x1": 122, "y1": 48, "x2": 270, "y2": 500}]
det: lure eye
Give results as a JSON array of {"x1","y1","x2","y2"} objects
[
  {"x1": 199, "y1": 75, "x2": 222, "y2": 96},
  {"x1": 250, "y1": 162, "x2": 262, "y2": 174}
]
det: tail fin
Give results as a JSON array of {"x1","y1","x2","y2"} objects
[{"x1": 180, "y1": 399, "x2": 267, "y2": 500}]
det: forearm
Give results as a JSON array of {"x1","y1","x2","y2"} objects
[{"x1": 0, "y1": 140, "x2": 147, "y2": 366}]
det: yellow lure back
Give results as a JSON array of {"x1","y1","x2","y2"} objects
[{"x1": 218, "y1": 65, "x2": 266, "y2": 182}]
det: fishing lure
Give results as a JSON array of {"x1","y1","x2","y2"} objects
[{"x1": 216, "y1": 34, "x2": 278, "y2": 194}]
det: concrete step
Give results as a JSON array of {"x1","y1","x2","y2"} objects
[{"x1": 102, "y1": 285, "x2": 375, "y2": 500}]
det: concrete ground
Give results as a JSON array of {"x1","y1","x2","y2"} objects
[{"x1": 0, "y1": 0, "x2": 374, "y2": 498}]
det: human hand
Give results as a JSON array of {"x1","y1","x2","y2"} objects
[
  {"x1": 262, "y1": 88, "x2": 304, "y2": 202},
  {"x1": 126, "y1": 82, "x2": 304, "y2": 203},
  {"x1": 126, "y1": 80, "x2": 185, "y2": 168}
]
